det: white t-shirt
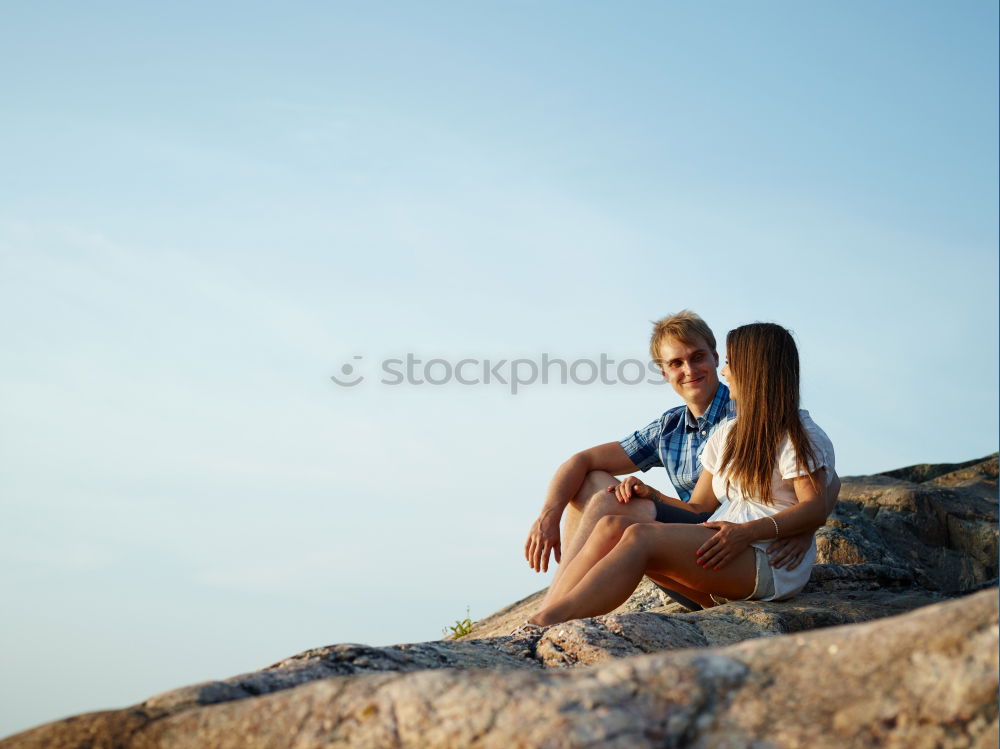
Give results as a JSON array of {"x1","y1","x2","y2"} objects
[{"x1": 700, "y1": 410, "x2": 835, "y2": 600}]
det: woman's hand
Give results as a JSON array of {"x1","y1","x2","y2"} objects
[
  {"x1": 606, "y1": 476, "x2": 655, "y2": 504},
  {"x1": 696, "y1": 520, "x2": 754, "y2": 570}
]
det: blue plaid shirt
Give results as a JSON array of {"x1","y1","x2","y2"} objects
[{"x1": 619, "y1": 383, "x2": 735, "y2": 502}]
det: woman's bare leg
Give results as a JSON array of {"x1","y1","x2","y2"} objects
[
  {"x1": 646, "y1": 572, "x2": 716, "y2": 610},
  {"x1": 531, "y1": 523, "x2": 757, "y2": 626}
]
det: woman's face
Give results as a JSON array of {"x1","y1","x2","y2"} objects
[{"x1": 721, "y1": 360, "x2": 737, "y2": 401}]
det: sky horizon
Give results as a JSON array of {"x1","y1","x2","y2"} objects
[{"x1": 2, "y1": 1, "x2": 998, "y2": 739}]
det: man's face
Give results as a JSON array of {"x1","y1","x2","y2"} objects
[{"x1": 656, "y1": 336, "x2": 720, "y2": 407}]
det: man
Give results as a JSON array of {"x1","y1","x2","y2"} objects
[{"x1": 524, "y1": 310, "x2": 840, "y2": 609}]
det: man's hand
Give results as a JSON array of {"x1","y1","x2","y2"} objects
[
  {"x1": 767, "y1": 532, "x2": 813, "y2": 570},
  {"x1": 607, "y1": 476, "x2": 655, "y2": 504},
  {"x1": 524, "y1": 509, "x2": 562, "y2": 573},
  {"x1": 696, "y1": 520, "x2": 754, "y2": 570}
]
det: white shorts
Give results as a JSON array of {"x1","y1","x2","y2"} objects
[{"x1": 710, "y1": 547, "x2": 776, "y2": 605}]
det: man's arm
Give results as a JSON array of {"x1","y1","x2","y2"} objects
[
  {"x1": 767, "y1": 469, "x2": 841, "y2": 569},
  {"x1": 524, "y1": 442, "x2": 639, "y2": 573},
  {"x1": 824, "y1": 471, "x2": 841, "y2": 516}
]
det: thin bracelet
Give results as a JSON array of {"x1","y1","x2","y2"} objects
[{"x1": 770, "y1": 516, "x2": 780, "y2": 538}]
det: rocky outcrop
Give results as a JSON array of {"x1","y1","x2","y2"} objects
[
  {"x1": 3, "y1": 455, "x2": 996, "y2": 748},
  {"x1": 5, "y1": 591, "x2": 996, "y2": 749}
]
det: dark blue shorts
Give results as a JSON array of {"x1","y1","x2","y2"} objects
[{"x1": 652, "y1": 499, "x2": 712, "y2": 525}]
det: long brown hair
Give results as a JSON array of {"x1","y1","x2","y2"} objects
[{"x1": 719, "y1": 323, "x2": 819, "y2": 503}]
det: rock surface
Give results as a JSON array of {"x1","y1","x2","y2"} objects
[{"x1": 3, "y1": 454, "x2": 997, "y2": 749}]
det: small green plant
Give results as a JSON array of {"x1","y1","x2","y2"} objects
[{"x1": 442, "y1": 606, "x2": 478, "y2": 639}]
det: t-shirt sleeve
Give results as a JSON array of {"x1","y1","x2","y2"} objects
[
  {"x1": 619, "y1": 418, "x2": 664, "y2": 472},
  {"x1": 700, "y1": 427, "x2": 724, "y2": 475},
  {"x1": 778, "y1": 419, "x2": 836, "y2": 481}
]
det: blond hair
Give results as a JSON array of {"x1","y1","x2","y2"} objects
[{"x1": 648, "y1": 310, "x2": 717, "y2": 361}]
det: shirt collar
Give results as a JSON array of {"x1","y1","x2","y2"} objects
[{"x1": 684, "y1": 382, "x2": 731, "y2": 430}]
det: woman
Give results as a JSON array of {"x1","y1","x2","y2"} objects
[{"x1": 519, "y1": 322, "x2": 835, "y2": 629}]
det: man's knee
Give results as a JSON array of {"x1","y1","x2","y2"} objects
[
  {"x1": 583, "y1": 486, "x2": 656, "y2": 523},
  {"x1": 583, "y1": 487, "x2": 620, "y2": 515},
  {"x1": 569, "y1": 471, "x2": 619, "y2": 512}
]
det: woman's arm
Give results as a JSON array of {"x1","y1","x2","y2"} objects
[
  {"x1": 766, "y1": 469, "x2": 840, "y2": 569},
  {"x1": 744, "y1": 468, "x2": 829, "y2": 541},
  {"x1": 608, "y1": 468, "x2": 721, "y2": 515},
  {"x1": 695, "y1": 468, "x2": 828, "y2": 571},
  {"x1": 676, "y1": 468, "x2": 722, "y2": 514}
]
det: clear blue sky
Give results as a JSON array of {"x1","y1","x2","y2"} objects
[{"x1": 1, "y1": 1, "x2": 997, "y2": 738}]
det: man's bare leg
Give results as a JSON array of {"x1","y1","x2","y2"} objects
[
  {"x1": 544, "y1": 515, "x2": 638, "y2": 605},
  {"x1": 542, "y1": 471, "x2": 656, "y2": 608},
  {"x1": 561, "y1": 472, "x2": 656, "y2": 565},
  {"x1": 560, "y1": 470, "x2": 621, "y2": 557}
]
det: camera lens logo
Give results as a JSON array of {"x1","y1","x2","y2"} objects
[{"x1": 330, "y1": 356, "x2": 364, "y2": 386}]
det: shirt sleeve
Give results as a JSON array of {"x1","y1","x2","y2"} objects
[
  {"x1": 700, "y1": 427, "x2": 723, "y2": 475},
  {"x1": 619, "y1": 418, "x2": 664, "y2": 472},
  {"x1": 778, "y1": 418, "x2": 836, "y2": 481}
]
